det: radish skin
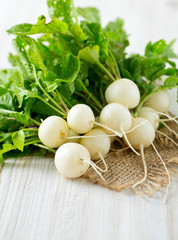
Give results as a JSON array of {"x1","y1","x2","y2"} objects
[
  {"x1": 80, "y1": 128, "x2": 111, "y2": 160},
  {"x1": 65, "y1": 130, "x2": 80, "y2": 143},
  {"x1": 95, "y1": 115, "x2": 115, "y2": 143},
  {"x1": 100, "y1": 103, "x2": 132, "y2": 134},
  {"x1": 138, "y1": 106, "x2": 159, "y2": 130},
  {"x1": 55, "y1": 143, "x2": 90, "y2": 178},
  {"x1": 105, "y1": 78, "x2": 140, "y2": 109},
  {"x1": 144, "y1": 90, "x2": 171, "y2": 113},
  {"x1": 125, "y1": 117, "x2": 155, "y2": 150},
  {"x1": 67, "y1": 104, "x2": 95, "y2": 134},
  {"x1": 38, "y1": 116, "x2": 69, "y2": 148}
]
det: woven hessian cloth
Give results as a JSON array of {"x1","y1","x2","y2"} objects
[{"x1": 84, "y1": 122, "x2": 178, "y2": 197}]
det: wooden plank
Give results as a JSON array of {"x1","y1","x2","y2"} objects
[{"x1": 0, "y1": 157, "x2": 178, "y2": 240}]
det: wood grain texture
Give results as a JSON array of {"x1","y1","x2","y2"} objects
[
  {"x1": 0, "y1": 0, "x2": 178, "y2": 239},
  {"x1": 0, "y1": 156, "x2": 178, "y2": 240}
]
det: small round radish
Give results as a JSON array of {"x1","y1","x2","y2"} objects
[
  {"x1": 144, "y1": 90, "x2": 171, "y2": 113},
  {"x1": 38, "y1": 116, "x2": 69, "y2": 148},
  {"x1": 100, "y1": 103, "x2": 132, "y2": 134},
  {"x1": 55, "y1": 143, "x2": 90, "y2": 178},
  {"x1": 105, "y1": 78, "x2": 140, "y2": 109},
  {"x1": 110, "y1": 136, "x2": 115, "y2": 143},
  {"x1": 95, "y1": 115, "x2": 115, "y2": 142},
  {"x1": 138, "y1": 106, "x2": 159, "y2": 130},
  {"x1": 65, "y1": 130, "x2": 80, "y2": 143},
  {"x1": 125, "y1": 117, "x2": 155, "y2": 150},
  {"x1": 67, "y1": 104, "x2": 95, "y2": 134},
  {"x1": 80, "y1": 128, "x2": 111, "y2": 160}
]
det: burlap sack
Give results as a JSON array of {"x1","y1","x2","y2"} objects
[{"x1": 84, "y1": 121, "x2": 178, "y2": 197}]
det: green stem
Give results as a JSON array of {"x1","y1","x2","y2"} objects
[
  {"x1": 96, "y1": 61, "x2": 116, "y2": 82},
  {"x1": 33, "y1": 143, "x2": 56, "y2": 154},
  {"x1": 80, "y1": 81, "x2": 103, "y2": 110},
  {"x1": 94, "y1": 70, "x2": 111, "y2": 85},
  {"x1": 32, "y1": 119, "x2": 41, "y2": 126},
  {"x1": 109, "y1": 50, "x2": 121, "y2": 79},
  {"x1": 55, "y1": 90, "x2": 69, "y2": 113},
  {"x1": 22, "y1": 128, "x2": 39, "y2": 131},
  {"x1": 62, "y1": 96, "x2": 73, "y2": 108},
  {"x1": 75, "y1": 92, "x2": 100, "y2": 114},
  {"x1": 33, "y1": 66, "x2": 66, "y2": 114},
  {"x1": 36, "y1": 96, "x2": 66, "y2": 116},
  {"x1": 24, "y1": 139, "x2": 40, "y2": 146},
  {"x1": 100, "y1": 84, "x2": 107, "y2": 106},
  {"x1": 109, "y1": 64, "x2": 118, "y2": 79}
]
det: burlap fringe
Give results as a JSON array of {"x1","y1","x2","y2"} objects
[{"x1": 84, "y1": 121, "x2": 178, "y2": 197}]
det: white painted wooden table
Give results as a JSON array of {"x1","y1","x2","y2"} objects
[{"x1": 0, "y1": 1, "x2": 178, "y2": 239}]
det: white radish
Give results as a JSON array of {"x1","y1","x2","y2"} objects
[
  {"x1": 67, "y1": 104, "x2": 95, "y2": 134},
  {"x1": 138, "y1": 106, "x2": 159, "y2": 130},
  {"x1": 125, "y1": 117, "x2": 155, "y2": 150},
  {"x1": 144, "y1": 90, "x2": 171, "y2": 113},
  {"x1": 99, "y1": 103, "x2": 132, "y2": 134},
  {"x1": 110, "y1": 136, "x2": 116, "y2": 143},
  {"x1": 65, "y1": 130, "x2": 80, "y2": 143},
  {"x1": 38, "y1": 116, "x2": 69, "y2": 148},
  {"x1": 80, "y1": 128, "x2": 111, "y2": 160},
  {"x1": 55, "y1": 143, "x2": 90, "y2": 178},
  {"x1": 124, "y1": 117, "x2": 155, "y2": 187},
  {"x1": 95, "y1": 115, "x2": 115, "y2": 143},
  {"x1": 105, "y1": 78, "x2": 140, "y2": 109}
]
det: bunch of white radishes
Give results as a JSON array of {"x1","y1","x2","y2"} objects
[{"x1": 38, "y1": 78, "x2": 175, "y2": 183}]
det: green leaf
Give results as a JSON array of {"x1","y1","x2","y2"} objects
[
  {"x1": 105, "y1": 18, "x2": 129, "y2": 61},
  {"x1": 0, "y1": 116, "x2": 21, "y2": 132},
  {"x1": 47, "y1": 0, "x2": 78, "y2": 24},
  {"x1": 77, "y1": 7, "x2": 100, "y2": 23},
  {"x1": 0, "y1": 70, "x2": 9, "y2": 85},
  {"x1": 12, "y1": 37, "x2": 34, "y2": 79},
  {"x1": 145, "y1": 40, "x2": 177, "y2": 59},
  {"x1": 78, "y1": 45, "x2": 99, "y2": 65},
  {"x1": 142, "y1": 57, "x2": 165, "y2": 81},
  {"x1": 28, "y1": 43, "x2": 47, "y2": 72},
  {"x1": 0, "y1": 143, "x2": 17, "y2": 162},
  {"x1": 35, "y1": 41, "x2": 59, "y2": 71},
  {"x1": 38, "y1": 71, "x2": 60, "y2": 92},
  {"x1": 163, "y1": 76, "x2": 178, "y2": 88},
  {"x1": 0, "y1": 132, "x2": 12, "y2": 143},
  {"x1": 151, "y1": 68, "x2": 177, "y2": 81},
  {"x1": 7, "y1": 24, "x2": 33, "y2": 34},
  {"x1": 58, "y1": 82, "x2": 75, "y2": 99},
  {"x1": 56, "y1": 54, "x2": 80, "y2": 82},
  {"x1": 69, "y1": 24, "x2": 87, "y2": 42},
  {"x1": 12, "y1": 130, "x2": 25, "y2": 151},
  {"x1": 0, "y1": 109, "x2": 39, "y2": 127},
  {"x1": 7, "y1": 68, "x2": 25, "y2": 107},
  {"x1": 0, "y1": 85, "x2": 15, "y2": 111},
  {"x1": 3, "y1": 145, "x2": 33, "y2": 161},
  {"x1": 7, "y1": 16, "x2": 68, "y2": 35},
  {"x1": 81, "y1": 22, "x2": 108, "y2": 58},
  {"x1": 32, "y1": 100, "x2": 61, "y2": 117}
]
